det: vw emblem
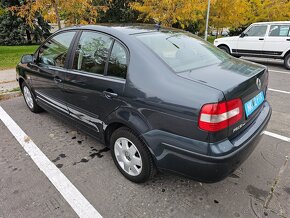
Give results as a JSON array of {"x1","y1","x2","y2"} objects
[{"x1": 256, "y1": 78, "x2": 262, "y2": 90}]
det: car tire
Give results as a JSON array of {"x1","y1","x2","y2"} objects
[
  {"x1": 284, "y1": 53, "x2": 290, "y2": 70},
  {"x1": 22, "y1": 81, "x2": 42, "y2": 113},
  {"x1": 110, "y1": 127, "x2": 155, "y2": 183},
  {"x1": 218, "y1": 45, "x2": 230, "y2": 54}
]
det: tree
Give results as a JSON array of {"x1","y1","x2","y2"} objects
[
  {"x1": 0, "y1": 0, "x2": 50, "y2": 45},
  {"x1": 247, "y1": 0, "x2": 290, "y2": 22},
  {"x1": 210, "y1": 0, "x2": 249, "y2": 37},
  {"x1": 98, "y1": 0, "x2": 140, "y2": 23},
  {"x1": 11, "y1": 0, "x2": 108, "y2": 30},
  {"x1": 130, "y1": 0, "x2": 206, "y2": 27},
  {"x1": 210, "y1": 0, "x2": 290, "y2": 37}
]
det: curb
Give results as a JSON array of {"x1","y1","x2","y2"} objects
[{"x1": 0, "y1": 91, "x2": 22, "y2": 101}]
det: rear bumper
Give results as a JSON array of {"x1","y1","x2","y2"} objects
[{"x1": 142, "y1": 101, "x2": 272, "y2": 182}]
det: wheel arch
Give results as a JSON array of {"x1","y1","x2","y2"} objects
[
  {"x1": 103, "y1": 108, "x2": 151, "y2": 148},
  {"x1": 18, "y1": 77, "x2": 25, "y2": 92},
  {"x1": 217, "y1": 44, "x2": 232, "y2": 54},
  {"x1": 103, "y1": 111, "x2": 158, "y2": 166},
  {"x1": 283, "y1": 50, "x2": 290, "y2": 58}
]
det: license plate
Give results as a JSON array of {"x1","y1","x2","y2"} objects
[{"x1": 244, "y1": 91, "x2": 264, "y2": 117}]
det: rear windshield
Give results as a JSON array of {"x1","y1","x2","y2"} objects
[{"x1": 136, "y1": 32, "x2": 229, "y2": 72}]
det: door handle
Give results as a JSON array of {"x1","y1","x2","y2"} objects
[
  {"x1": 259, "y1": 38, "x2": 264, "y2": 40},
  {"x1": 103, "y1": 90, "x2": 118, "y2": 99},
  {"x1": 287, "y1": 39, "x2": 290, "y2": 41},
  {"x1": 54, "y1": 77, "x2": 62, "y2": 83}
]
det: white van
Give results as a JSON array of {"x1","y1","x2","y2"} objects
[{"x1": 214, "y1": 21, "x2": 290, "y2": 69}]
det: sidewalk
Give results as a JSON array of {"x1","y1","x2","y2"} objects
[{"x1": 0, "y1": 69, "x2": 19, "y2": 93}]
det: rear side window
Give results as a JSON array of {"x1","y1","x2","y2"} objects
[
  {"x1": 136, "y1": 32, "x2": 229, "y2": 72},
  {"x1": 245, "y1": 25, "x2": 267, "y2": 37},
  {"x1": 73, "y1": 31, "x2": 113, "y2": 74},
  {"x1": 107, "y1": 41, "x2": 128, "y2": 79},
  {"x1": 269, "y1": 25, "x2": 290, "y2": 37},
  {"x1": 38, "y1": 31, "x2": 76, "y2": 67}
]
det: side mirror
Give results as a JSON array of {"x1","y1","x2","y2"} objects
[
  {"x1": 21, "y1": 54, "x2": 34, "y2": 64},
  {"x1": 240, "y1": 33, "x2": 246, "y2": 38}
]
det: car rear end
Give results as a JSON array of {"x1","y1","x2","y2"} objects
[
  {"x1": 135, "y1": 30, "x2": 271, "y2": 182},
  {"x1": 175, "y1": 61, "x2": 271, "y2": 181}
]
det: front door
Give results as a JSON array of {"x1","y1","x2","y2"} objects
[
  {"x1": 63, "y1": 31, "x2": 128, "y2": 135},
  {"x1": 237, "y1": 25, "x2": 268, "y2": 55},
  {"x1": 31, "y1": 31, "x2": 77, "y2": 114}
]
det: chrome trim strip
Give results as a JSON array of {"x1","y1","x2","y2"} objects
[
  {"x1": 35, "y1": 91, "x2": 104, "y2": 132},
  {"x1": 67, "y1": 70, "x2": 126, "y2": 84},
  {"x1": 37, "y1": 95, "x2": 68, "y2": 114},
  {"x1": 68, "y1": 106, "x2": 100, "y2": 132}
]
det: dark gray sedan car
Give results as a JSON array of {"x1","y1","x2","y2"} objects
[{"x1": 17, "y1": 25, "x2": 271, "y2": 183}]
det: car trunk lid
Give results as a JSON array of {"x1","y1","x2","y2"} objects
[{"x1": 177, "y1": 58, "x2": 268, "y2": 140}]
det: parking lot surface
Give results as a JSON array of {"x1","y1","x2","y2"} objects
[{"x1": 1, "y1": 59, "x2": 290, "y2": 218}]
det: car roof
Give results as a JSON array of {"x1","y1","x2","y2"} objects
[
  {"x1": 58, "y1": 23, "x2": 181, "y2": 35},
  {"x1": 252, "y1": 21, "x2": 290, "y2": 25}
]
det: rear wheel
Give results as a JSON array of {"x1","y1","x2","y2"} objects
[
  {"x1": 284, "y1": 53, "x2": 290, "y2": 70},
  {"x1": 22, "y1": 82, "x2": 42, "y2": 113},
  {"x1": 218, "y1": 45, "x2": 230, "y2": 54},
  {"x1": 110, "y1": 127, "x2": 155, "y2": 183}
]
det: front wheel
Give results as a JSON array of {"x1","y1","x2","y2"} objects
[
  {"x1": 110, "y1": 127, "x2": 155, "y2": 183},
  {"x1": 22, "y1": 82, "x2": 42, "y2": 113},
  {"x1": 284, "y1": 53, "x2": 290, "y2": 70},
  {"x1": 218, "y1": 45, "x2": 230, "y2": 54}
]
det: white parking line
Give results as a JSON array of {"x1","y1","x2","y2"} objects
[
  {"x1": 269, "y1": 69, "x2": 290, "y2": 75},
  {"x1": 268, "y1": 88, "x2": 290, "y2": 95},
  {"x1": 264, "y1": 131, "x2": 290, "y2": 143},
  {"x1": 0, "y1": 106, "x2": 102, "y2": 218}
]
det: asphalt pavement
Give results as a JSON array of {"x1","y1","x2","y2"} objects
[{"x1": 0, "y1": 59, "x2": 290, "y2": 218}]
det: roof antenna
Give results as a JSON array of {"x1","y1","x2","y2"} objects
[{"x1": 155, "y1": 21, "x2": 161, "y2": 31}]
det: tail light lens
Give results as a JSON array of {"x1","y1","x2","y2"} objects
[{"x1": 198, "y1": 98, "x2": 243, "y2": 132}]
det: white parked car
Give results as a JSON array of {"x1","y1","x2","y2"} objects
[{"x1": 214, "y1": 21, "x2": 290, "y2": 69}]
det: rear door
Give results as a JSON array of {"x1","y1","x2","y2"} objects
[
  {"x1": 263, "y1": 24, "x2": 290, "y2": 57},
  {"x1": 31, "y1": 31, "x2": 77, "y2": 114},
  {"x1": 237, "y1": 24, "x2": 268, "y2": 55},
  {"x1": 63, "y1": 31, "x2": 128, "y2": 135}
]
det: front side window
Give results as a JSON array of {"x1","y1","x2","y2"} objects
[
  {"x1": 244, "y1": 25, "x2": 267, "y2": 37},
  {"x1": 136, "y1": 32, "x2": 229, "y2": 72},
  {"x1": 38, "y1": 31, "x2": 76, "y2": 67},
  {"x1": 269, "y1": 25, "x2": 290, "y2": 37},
  {"x1": 107, "y1": 41, "x2": 128, "y2": 79},
  {"x1": 73, "y1": 31, "x2": 113, "y2": 74}
]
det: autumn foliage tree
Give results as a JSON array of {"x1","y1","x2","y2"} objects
[
  {"x1": 247, "y1": 0, "x2": 290, "y2": 22},
  {"x1": 0, "y1": 0, "x2": 50, "y2": 45},
  {"x1": 130, "y1": 0, "x2": 206, "y2": 27},
  {"x1": 210, "y1": 0, "x2": 249, "y2": 33},
  {"x1": 10, "y1": 0, "x2": 108, "y2": 30},
  {"x1": 131, "y1": 0, "x2": 290, "y2": 36}
]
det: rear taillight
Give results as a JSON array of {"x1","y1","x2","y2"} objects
[{"x1": 198, "y1": 98, "x2": 243, "y2": 132}]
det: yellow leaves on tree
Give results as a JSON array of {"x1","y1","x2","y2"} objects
[
  {"x1": 10, "y1": 0, "x2": 108, "y2": 29},
  {"x1": 210, "y1": 0, "x2": 249, "y2": 30},
  {"x1": 248, "y1": 0, "x2": 290, "y2": 22},
  {"x1": 130, "y1": 0, "x2": 206, "y2": 27},
  {"x1": 132, "y1": 0, "x2": 290, "y2": 31}
]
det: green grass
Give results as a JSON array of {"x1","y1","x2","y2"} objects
[
  {"x1": 207, "y1": 36, "x2": 220, "y2": 44},
  {"x1": 0, "y1": 45, "x2": 39, "y2": 70}
]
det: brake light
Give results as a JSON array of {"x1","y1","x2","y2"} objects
[{"x1": 198, "y1": 98, "x2": 243, "y2": 132}]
